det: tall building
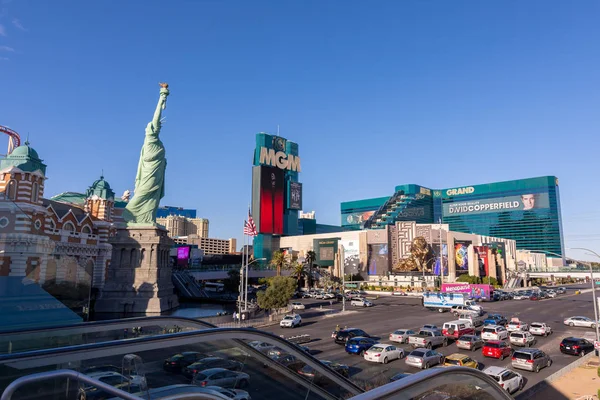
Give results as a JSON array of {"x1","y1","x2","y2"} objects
[
  {"x1": 174, "y1": 235, "x2": 236, "y2": 255},
  {"x1": 156, "y1": 206, "x2": 196, "y2": 219},
  {"x1": 157, "y1": 215, "x2": 209, "y2": 238},
  {"x1": 341, "y1": 176, "x2": 564, "y2": 257}
]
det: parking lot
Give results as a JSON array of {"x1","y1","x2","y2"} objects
[{"x1": 263, "y1": 284, "x2": 596, "y2": 396}]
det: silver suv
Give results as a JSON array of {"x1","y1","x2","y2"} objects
[
  {"x1": 511, "y1": 348, "x2": 552, "y2": 373},
  {"x1": 509, "y1": 331, "x2": 536, "y2": 347}
]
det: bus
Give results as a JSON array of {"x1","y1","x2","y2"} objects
[{"x1": 203, "y1": 282, "x2": 225, "y2": 293}]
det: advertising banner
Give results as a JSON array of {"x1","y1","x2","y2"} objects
[
  {"x1": 177, "y1": 246, "x2": 190, "y2": 267},
  {"x1": 341, "y1": 240, "x2": 360, "y2": 275},
  {"x1": 288, "y1": 182, "x2": 302, "y2": 210},
  {"x1": 257, "y1": 166, "x2": 285, "y2": 235},
  {"x1": 433, "y1": 244, "x2": 448, "y2": 276},
  {"x1": 441, "y1": 283, "x2": 494, "y2": 300},
  {"x1": 342, "y1": 210, "x2": 376, "y2": 227},
  {"x1": 314, "y1": 238, "x2": 338, "y2": 267},
  {"x1": 473, "y1": 246, "x2": 489, "y2": 276},
  {"x1": 367, "y1": 244, "x2": 389, "y2": 276},
  {"x1": 454, "y1": 241, "x2": 470, "y2": 271},
  {"x1": 443, "y1": 192, "x2": 550, "y2": 216}
]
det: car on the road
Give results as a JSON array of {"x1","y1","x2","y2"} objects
[
  {"x1": 511, "y1": 348, "x2": 552, "y2": 373},
  {"x1": 333, "y1": 328, "x2": 371, "y2": 344},
  {"x1": 546, "y1": 291, "x2": 557, "y2": 298},
  {"x1": 481, "y1": 325, "x2": 508, "y2": 341},
  {"x1": 442, "y1": 320, "x2": 475, "y2": 340},
  {"x1": 269, "y1": 354, "x2": 303, "y2": 370},
  {"x1": 421, "y1": 324, "x2": 439, "y2": 331},
  {"x1": 345, "y1": 337, "x2": 379, "y2": 356},
  {"x1": 564, "y1": 316, "x2": 598, "y2": 328},
  {"x1": 529, "y1": 322, "x2": 552, "y2": 336},
  {"x1": 458, "y1": 313, "x2": 485, "y2": 327},
  {"x1": 560, "y1": 337, "x2": 595, "y2": 356},
  {"x1": 247, "y1": 341, "x2": 275, "y2": 354},
  {"x1": 484, "y1": 314, "x2": 507, "y2": 326},
  {"x1": 115, "y1": 384, "x2": 251, "y2": 400},
  {"x1": 408, "y1": 328, "x2": 448, "y2": 349},
  {"x1": 509, "y1": 331, "x2": 536, "y2": 347},
  {"x1": 363, "y1": 344, "x2": 404, "y2": 364},
  {"x1": 280, "y1": 314, "x2": 302, "y2": 328},
  {"x1": 482, "y1": 367, "x2": 524, "y2": 395},
  {"x1": 298, "y1": 360, "x2": 350, "y2": 382},
  {"x1": 405, "y1": 349, "x2": 444, "y2": 369},
  {"x1": 392, "y1": 291, "x2": 407, "y2": 296},
  {"x1": 291, "y1": 302, "x2": 305, "y2": 310},
  {"x1": 443, "y1": 353, "x2": 479, "y2": 369},
  {"x1": 350, "y1": 298, "x2": 373, "y2": 307},
  {"x1": 183, "y1": 357, "x2": 244, "y2": 378},
  {"x1": 204, "y1": 386, "x2": 251, "y2": 400},
  {"x1": 83, "y1": 372, "x2": 145, "y2": 399},
  {"x1": 482, "y1": 340, "x2": 512, "y2": 360},
  {"x1": 389, "y1": 372, "x2": 412, "y2": 382},
  {"x1": 451, "y1": 305, "x2": 480, "y2": 316},
  {"x1": 507, "y1": 319, "x2": 529, "y2": 332},
  {"x1": 192, "y1": 368, "x2": 250, "y2": 389},
  {"x1": 530, "y1": 293, "x2": 541, "y2": 301},
  {"x1": 556, "y1": 287, "x2": 567, "y2": 294},
  {"x1": 163, "y1": 352, "x2": 207, "y2": 373},
  {"x1": 456, "y1": 335, "x2": 484, "y2": 352},
  {"x1": 389, "y1": 329, "x2": 415, "y2": 344}
]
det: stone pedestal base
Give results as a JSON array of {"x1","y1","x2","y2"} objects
[{"x1": 96, "y1": 225, "x2": 179, "y2": 314}]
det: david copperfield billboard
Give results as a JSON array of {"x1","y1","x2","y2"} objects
[{"x1": 443, "y1": 192, "x2": 550, "y2": 216}]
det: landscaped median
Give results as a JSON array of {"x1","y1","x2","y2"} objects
[{"x1": 517, "y1": 352, "x2": 599, "y2": 400}]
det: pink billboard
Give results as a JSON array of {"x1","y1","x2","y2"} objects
[{"x1": 441, "y1": 283, "x2": 494, "y2": 300}]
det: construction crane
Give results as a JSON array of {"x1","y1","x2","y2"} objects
[{"x1": 0, "y1": 125, "x2": 21, "y2": 156}]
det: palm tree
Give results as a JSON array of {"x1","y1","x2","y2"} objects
[
  {"x1": 270, "y1": 250, "x2": 289, "y2": 276},
  {"x1": 290, "y1": 261, "x2": 308, "y2": 289},
  {"x1": 305, "y1": 250, "x2": 316, "y2": 289}
]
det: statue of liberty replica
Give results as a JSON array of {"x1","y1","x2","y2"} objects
[
  {"x1": 96, "y1": 83, "x2": 179, "y2": 315},
  {"x1": 123, "y1": 83, "x2": 169, "y2": 224}
]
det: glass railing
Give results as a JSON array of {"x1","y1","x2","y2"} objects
[
  {"x1": 0, "y1": 317, "x2": 216, "y2": 355},
  {"x1": 0, "y1": 325, "x2": 363, "y2": 400}
]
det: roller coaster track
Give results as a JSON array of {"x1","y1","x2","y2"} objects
[{"x1": 0, "y1": 125, "x2": 21, "y2": 155}]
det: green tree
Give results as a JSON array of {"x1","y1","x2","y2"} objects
[
  {"x1": 223, "y1": 269, "x2": 240, "y2": 293},
  {"x1": 305, "y1": 250, "x2": 316, "y2": 288},
  {"x1": 270, "y1": 250, "x2": 289, "y2": 276},
  {"x1": 290, "y1": 261, "x2": 308, "y2": 288},
  {"x1": 256, "y1": 276, "x2": 297, "y2": 310}
]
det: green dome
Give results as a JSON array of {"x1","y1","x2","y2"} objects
[
  {"x1": 91, "y1": 176, "x2": 112, "y2": 190},
  {"x1": 86, "y1": 175, "x2": 115, "y2": 201},
  {"x1": 10, "y1": 143, "x2": 40, "y2": 160}
]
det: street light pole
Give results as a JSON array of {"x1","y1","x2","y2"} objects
[{"x1": 570, "y1": 247, "x2": 600, "y2": 362}]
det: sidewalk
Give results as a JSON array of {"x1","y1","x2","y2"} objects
[{"x1": 533, "y1": 361, "x2": 599, "y2": 399}]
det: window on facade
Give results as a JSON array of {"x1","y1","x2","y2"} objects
[
  {"x1": 82, "y1": 225, "x2": 92, "y2": 234},
  {"x1": 63, "y1": 222, "x2": 76, "y2": 233},
  {"x1": 31, "y1": 182, "x2": 39, "y2": 202},
  {"x1": 6, "y1": 180, "x2": 17, "y2": 200},
  {"x1": 49, "y1": 219, "x2": 56, "y2": 230}
]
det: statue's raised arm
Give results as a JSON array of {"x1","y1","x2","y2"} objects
[{"x1": 151, "y1": 82, "x2": 170, "y2": 133}]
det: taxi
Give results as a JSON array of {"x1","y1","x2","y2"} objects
[{"x1": 443, "y1": 353, "x2": 479, "y2": 369}]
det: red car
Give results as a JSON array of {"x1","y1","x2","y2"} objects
[{"x1": 482, "y1": 340, "x2": 512, "y2": 360}]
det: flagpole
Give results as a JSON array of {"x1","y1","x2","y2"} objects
[
  {"x1": 244, "y1": 207, "x2": 250, "y2": 312},
  {"x1": 239, "y1": 223, "x2": 244, "y2": 326}
]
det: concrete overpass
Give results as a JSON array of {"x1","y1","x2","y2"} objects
[
  {"x1": 188, "y1": 267, "x2": 292, "y2": 281},
  {"x1": 527, "y1": 271, "x2": 599, "y2": 279}
]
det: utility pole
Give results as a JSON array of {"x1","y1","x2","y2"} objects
[{"x1": 439, "y1": 219, "x2": 444, "y2": 285}]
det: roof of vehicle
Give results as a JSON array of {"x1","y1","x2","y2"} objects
[
  {"x1": 445, "y1": 353, "x2": 470, "y2": 361},
  {"x1": 458, "y1": 335, "x2": 479, "y2": 340},
  {"x1": 371, "y1": 343, "x2": 394, "y2": 347},
  {"x1": 197, "y1": 368, "x2": 241, "y2": 376},
  {"x1": 483, "y1": 366, "x2": 509, "y2": 376},
  {"x1": 530, "y1": 322, "x2": 546, "y2": 325},
  {"x1": 512, "y1": 348, "x2": 539, "y2": 354},
  {"x1": 484, "y1": 340, "x2": 503, "y2": 345},
  {"x1": 347, "y1": 336, "x2": 374, "y2": 342},
  {"x1": 86, "y1": 371, "x2": 125, "y2": 378},
  {"x1": 562, "y1": 337, "x2": 585, "y2": 341}
]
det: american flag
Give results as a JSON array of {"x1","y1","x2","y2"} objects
[{"x1": 244, "y1": 210, "x2": 258, "y2": 236}]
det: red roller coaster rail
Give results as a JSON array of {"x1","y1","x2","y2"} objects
[{"x1": 0, "y1": 125, "x2": 21, "y2": 155}]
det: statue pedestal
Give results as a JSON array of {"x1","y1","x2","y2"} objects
[{"x1": 95, "y1": 225, "x2": 179, "y2": 314}]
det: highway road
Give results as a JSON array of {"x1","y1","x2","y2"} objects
[{"x1": 257, "y1": 284, "x2": 597, "y2": 396}]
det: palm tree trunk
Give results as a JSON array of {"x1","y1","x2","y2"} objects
[{"x1": 277, "y1": 265, "x2": 281, "y2": 276}]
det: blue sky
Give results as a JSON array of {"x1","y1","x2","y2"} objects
[{"x1": 1, "y1": 1, "x2": 598, "y2": 260}]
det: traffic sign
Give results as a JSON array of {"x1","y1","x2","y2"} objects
[{"x1": 594, "y1": 341, "x2": 600, "y2": 350}]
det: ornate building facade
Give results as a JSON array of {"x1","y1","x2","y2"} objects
[{"x1": 0, "y1": 142, "x2": 117, "y2": 289}]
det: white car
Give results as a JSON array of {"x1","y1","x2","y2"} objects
[
  {"x1": 546, "y1": 291, "x2": 557, "y2": 298},
  {"x1": 481, "y1": 325, "x2": 508, "y2": 341},
  {"x1": 86, "y1": 371, "x2": 146, "y2": 389},
  {"x1": 509, "y1": 331, "x2": 536, "y2": 347},
  {"x1": 507, "y1": 320, "x2": 529, "y2": 332},
  {"x1": 248, "y1": 341, "x2": 275, "y2": 354},
  {"x1": 323, "y1": 293, "x2": 335, "y2": 299},
  {"x1": 564, "y1": 316, "x2": 598, "y2": 328},
  {"x1": 291, "y1": 302, "x2": 305, "y2": 310},
  {"x1": 529, "y1": 322, "x2": 552, "y2": 336},
  {"x1": 280, "y1": 314, "x2": 302, "y2": 328},
  {"x1": 389, "y1": 329, "x2": 416, "y2": 344},
  {"x1": 482, "y1": 367, "x2": 523, "y2": 395},
  {"x1": 364, "y1": 344, "x2": 404, "y2": 364},
  {"x1": 351, "y1": 298, "x2": 373, "y2": 307}
]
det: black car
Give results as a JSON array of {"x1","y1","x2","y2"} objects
[
  {"x1": 390, "y1": 372, "x2": 412, "y2": 382},
  {"x1": 182, "y1": 357, "x2": 244, "y2": 378},
  {"x1": 334, "y1": 328, "x2": 370, "y2": 344},
  {"x1": 163, "y1": 352, "x2": 207, "y2": 373},
  {"x1": 560, "y1": 337, "x2": 594, "y2": 356}
]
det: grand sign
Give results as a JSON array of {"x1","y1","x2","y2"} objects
[
  {"x1": 446, "y1": 187, "x2": 475, "y2": 196},
  {"x1": 259, "y1": 147, "x2": 301, "y2": 172}
]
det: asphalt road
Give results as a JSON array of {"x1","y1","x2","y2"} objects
[{"x1": 259, "y1": 284, "x2": 597, "y2": 397}]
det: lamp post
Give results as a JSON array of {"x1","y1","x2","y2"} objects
[
  {"x1": 570, "y1": 247, "x2": 600, "y2": 362},
  {"x1": 243, "y1": 258, "x2": 266, "y2": 312}
]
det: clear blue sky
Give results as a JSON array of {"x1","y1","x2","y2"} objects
[{"x1": 1, "y1": 1, "x2": 599, "y2": 260}]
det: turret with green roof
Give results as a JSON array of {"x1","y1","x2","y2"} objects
[{"x1": 0, "y1": 141, "x2": 47, "y2": 175}]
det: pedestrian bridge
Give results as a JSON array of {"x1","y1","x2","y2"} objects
[
  {"x1": 527, "y1": 269, "x2": 598, "y2": 279},
  {"x1": 187, "y1": 266, "x2": 292, "y2": 281}
]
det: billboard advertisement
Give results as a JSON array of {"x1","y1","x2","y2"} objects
[
  {"x1": 177, "y1": 246, "x2": 190, "y2": 267},
  {"x1": 443, "y1": 192, "x2": 550, "y2": 216},
  {"x1": 441, "y1": 283, "x2": 494, "y2": 300},
  {"x1": 341, "y1": 240, "x2": 360, "y2": 276},
  {"x1": 253, "y1": 165, "x2": 285, "y2": 235},
  {"x1": 288, "y1": 182, "x2": 302, "y2": 210},
  {"x1": 454, "y1": 241, "x2": 470, "y2": 271},
  {"x1": 433, "y1": 244, "x2": 448, "y2": 276},
  {"x1": 314, "y1": 238, "x2": 338, "y2": 267},
  {"x1": 473, "y1": 246, "x2": 489, "y2": 276},
  {"x1": 343, "y1": 210, "x2": 376, "y2": 227},
  {"x1": 367, "y1": 244, "x2": 389, "y2": 276}
]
